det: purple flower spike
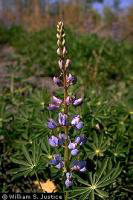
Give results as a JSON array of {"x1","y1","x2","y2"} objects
[
  {"x1": 52, "y1": 96, "x2": 62, "y2": 105},
  {"x1": 58, "y1": 113, "x2": 68, "y2": 126},
  {"x1": 65, "y1": 179, "x2": 73, "y2": 188},
  {"x1": 75, "y1": 134, "x2": 86, "y2": 145},
  {"x1": 71, "y1": 149, "x2": 79, "y2": 156},
  {"x1": 48, "y1": 119, "x2": 57, "y2": 129},
  {"x1": 48, "y1": 136, "x2": 59, "y2": 147},
  {"x1": 53, "y1": 77, "x2": 62, "y2": 87},
  {"x1": 48, "y1": 104, "x2": 59, "y2": 111},
  {"x1": 66, "y1": 74, "x2": 77, "y2": 86},
  {"x1": 73, "y1": 98, "x2": 83, "y2": 106},
  {"x1": 68, "y1": 142, "x2": 77, "y2": 150},
  {"x1": 71, "y1": 160, "x2": 86, "y2": 172}
]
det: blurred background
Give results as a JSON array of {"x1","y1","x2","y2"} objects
[{"x1": 0, "y1": 0, "x2": 133, "y2": 36}]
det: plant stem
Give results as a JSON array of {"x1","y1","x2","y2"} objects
[
  {"x1": 35, "y1": 171, "x2": 43, "y2": 192},
  {"x1": 63, "y1": 66, "x2": 69, "y2": 200}
]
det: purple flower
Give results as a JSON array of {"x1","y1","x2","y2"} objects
[
  {"x1": 75, "y1": 134, "x2": 86, "y2": 145},
  {"x1": 76, "y1": 121, "x2": 83, "y2": 130},
  {"x1": 71, "y1": 115, "x2": 83, "y2": 130},
  {"x1": 53, "y1": 77, "x2": 62, "y2": 87},
  {"x1": 48, "y1": 119, "x2": 57, "y2": 129},
  {"x1": 66, "y1": 172, "x2": 72, "y2": 179},
  {"x1": 56, "y1": 161, "x2": 64, "y2": 169},
  {"x1": 71, "y1": 160, "x2": 86, "y2": 172},
  {"x1": 48, "y1": 136, "x2": 59, "y2": 147},
  {"x1": 66, "y1": 74, "x2": 77, "y2": 86},
  {"x1": 65, "y1": 179, "x2": 73, "y2": 188},
  {"x1": 51, "y1": 154, "x2": 61, "y2": 165},
  {"x1": 68, "y1": 142, "x2": 77, "y2": 150},
  {"x1": 58, "y1": 113, "x2": 68, "y2": 126},
  {"x1": 71, "y1": 149, "x2": 79, "y2": 156},
  {"x1": 73, "y1": 98, "x2": 83, "y2": 106},
  {"x1": 52, "y1": 96, "x2": 62, "y2": 105},
  {"x1": 51, "y1": 154, "x2": 64, "y2": 169},
  {"x1": 48, "y1": 104, "x2": 59, "y2": 111},
  {"x1": 65, "y1": 172, "x2": 73, "y2": 188},
  {"x1": 66, "y1": 96, "x2": 73, "y2": 105},
  {"x1": 58, "y1": 133, "x2": 67, "y2": 145}
]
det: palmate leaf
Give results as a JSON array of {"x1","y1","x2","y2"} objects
[
  {"x1": 95, "y1": 158, "x2": 108, "y2": 184},
  {"x1": 10, "y1": 141, "x2": 46, "y2": 179},
  {"x1": 68, "y1": 159, "x2": 121, "y2": 200},
  {"x1": 10, "y1": 158, "x2": 31, "y2": 167},
  {"x1": 22, "y1": 145, "x2": 33, "y2": 165},
  {"x1": 67, "y1": 187, "x2": 91, "y2": 199}
]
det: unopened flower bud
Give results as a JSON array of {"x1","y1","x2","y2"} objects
[
  {"x1": 57, "y1": 48, "x2": 61, "y2": 55},
  {"x1": 63, "y1": 47, "x2": 67, "y2": 55},
  {"x1": 65, "y1": 59, "x2": 71, "y2": 69},
  {"x1": 58, "y1": 59, "x2": 64, "y2": 70}
]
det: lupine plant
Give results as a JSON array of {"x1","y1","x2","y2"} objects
[
  {"x1": 47, "y1": 21, "x2": 86, "y2": 198},
  {"x1": 46, "y1": 21, "x2": 121, "y2": 199},
  {"x1": 9, "y1": 22, "x2": 123, "y2": 199}
]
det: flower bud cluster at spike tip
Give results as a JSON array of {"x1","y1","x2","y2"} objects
[{"x1": 56, "y1": 21, "x2": 67, "y2": 57}]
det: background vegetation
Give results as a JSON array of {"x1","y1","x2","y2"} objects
[{"x1": 0, "y1": 0, "x2": 133, "y2": 199}]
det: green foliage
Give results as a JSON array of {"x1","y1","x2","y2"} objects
[
  {"x1": 0, "y1": 25, "x2": 132, "y2": 198},
  {"x1": 68, "y1": 159, "x2": 121, "y2": 199}
]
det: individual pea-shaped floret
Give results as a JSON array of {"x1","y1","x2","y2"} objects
[
  {"x1": 65, "y1": 172, "x2": 73, "y2": 188},
  {"x1": 53, "y1": 77, "x2": 63, "y2": 87},
  {"x1": 51, "y1": 154, "x2": 64, "y2": 169},
  {"x1": 48, "y1": 119, "x2": 57, "y2": 129},
  {"x1": 75, "y1": 134, "x2": 86, "y2": 145},
  {"x1": 68, "y1": 142, "x2": 79, "y2": 156},
  {"x1": 71, "y1": 160, "x2": 86, "y2": 172},
  {"x1": 58, "y1": 113, "x2": 68, "y2": 126},
  {"x1": 48, "y1": 136, "x2": 59, "y2": 147},
  {"x1": 71, "y1": 115, "x2": 83, "y2": 130},
  {"x1": 73, "y1": 97, "x2": 83, "y2": 106}
]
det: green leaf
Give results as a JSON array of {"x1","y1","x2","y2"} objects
[
  {"x1": 74, "y1": 174, "x2": 90, "y2": 186},
  {"x1": 95, "y1": 189, "x2": 108, "y2": 198},
  {"x1": 95, "y1": 158, "x2": 108, "y2": 184},
  {"x1": 11, "y1": 158, "x2": 31, "y2": 166},
  {"x1": 69, "y1": 189, "x2": 89, "y2": 199},
  {"x1": 90, "y1": 190, "x2": 95, "y2": 200},
  {"x1": 22, "y1": 145, "x2": 32, "y2": 165}
]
